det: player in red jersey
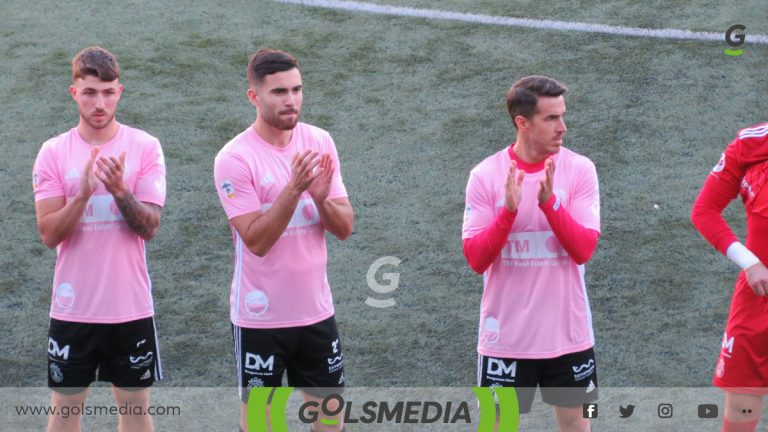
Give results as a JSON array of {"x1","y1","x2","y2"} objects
[{"x1": 692, "y1": 122, "x2": 768, "y2": 432}]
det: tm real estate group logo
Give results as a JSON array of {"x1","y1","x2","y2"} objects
[{"x1": 246, "y1": 387, "x2": 520, "y2": 431}]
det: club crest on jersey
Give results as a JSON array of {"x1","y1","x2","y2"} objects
[
  {"x1": 54, "y1": 283, "x2": 76, "y2": 310},
  {"x1": 712, "y1": 153, "x2": 726, "y2": 173},
  {"x1": 245, "y1": 290, "x2": 269, "y2": 316},
  {"x1": 482, "y1": 317, "x2": 500, "y2": 344},
  {"x1": 221, "y1": 180, "x2": 235, "y2": 199}
]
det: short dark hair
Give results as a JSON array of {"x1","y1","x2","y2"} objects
[
  {"x1": 71, "y1": 46, "x2": 120, "y2": 82},
  {"x1": 247, "y1": 48, "x2": 299, "y2": 87},
  {"x1": 506, "y1": 76, "x2": 567, "y2": 129}
]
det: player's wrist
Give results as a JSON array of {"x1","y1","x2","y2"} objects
[
  {"x1": 538, "y1": 194, "x2": 558, "y2": 210},
  {"x1": 502, "y1": 202, "x2": 518, "y2": 214},
  {"x1": 73, "y1": 188, "x2": 94, "y2": 204},
  {"x1": 310, "y1": 190, "x2": 330, "y2": 204},
  {"x1": 284, "y1": 184, "x2": 304, "y2": 199},
  {"x1": 500, "y1": 205, "x2": 517, "y2": 218},
  {"x1": 726, "y1": 242, "x2": 761, "y2": 270},
  {"x1": 112, "y1": 187, "x2": 130, "y2": 202}
]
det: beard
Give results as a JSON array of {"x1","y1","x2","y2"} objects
[
  {"x1": 262, "y1": 108, "x2": 300, "y2": 131},
  {"x1": 81, "y1": 109, "x2": 115, "y2": 130}
]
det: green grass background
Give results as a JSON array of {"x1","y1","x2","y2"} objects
[{"x1": 1, "y1": 0, "x2": 767, "y2": 389}]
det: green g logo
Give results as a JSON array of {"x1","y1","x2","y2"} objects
[
  {"x1": 473, "y1": 387, "x2": 520, "y2": 432},
  {"x1": 246, "y1": 387, "x2": 293, "y2": 432}
]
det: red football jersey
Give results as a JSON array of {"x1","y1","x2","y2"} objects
[
  {"x1": 692, "y1": 122, "x2": 768, "y2": 256},
  {"x1": 692, "y1": 122, "x2": 768, "y2": 392}
]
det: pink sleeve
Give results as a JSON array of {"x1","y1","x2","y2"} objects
[
  {"x1": 214, "y1": 151, "x2": 262, "y2": 220},
  {"x1": 134, "y1": 139, "x2": 167, "y2": 206},
  {"x1": 325, "y1": 134, "x2": 348, "y2": 200},
  {"x1": 566, "y1": 159, "x2": 601, "y2": 233},
  {"x1": 691, "y1": 139, "x2": 743, "y2": 255},
  {"x1": 539, "y1": 195, "x2": 599, "y2": 265},
  {"x1": 462, "y1": 171, "x2": 496, "y2": 240},
  {"x1": 33, "y1": 142, "x2": 64, "y2": 201}
]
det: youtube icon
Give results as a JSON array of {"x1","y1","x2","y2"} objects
[{"x1": 698, "y1": 404, "x2": 718, "y2": 419}]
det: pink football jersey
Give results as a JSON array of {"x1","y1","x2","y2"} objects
[
  {"x1": 214, "y1": 123, "x2": 347, "y2": 329},
  {"x1": 33, "y1": 125, "x2": 166, "y2": 323},
  {"x1": 463, "y1": 146, "x2": 600, "y2": 358}
]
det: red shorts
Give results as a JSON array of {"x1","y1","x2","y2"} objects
[{"x1": 713, "y1": 275, "x2": 768, "y2": 394}]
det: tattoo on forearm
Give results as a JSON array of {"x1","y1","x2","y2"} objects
[{"x1": 114, "y1": 192, "x2": 162, "y2": 239}]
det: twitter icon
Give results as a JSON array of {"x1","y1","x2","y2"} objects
[{"x1": 619, "y1": 405, "x2": 635, "y2": 418}]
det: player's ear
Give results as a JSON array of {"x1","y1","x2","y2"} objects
[
  {"x1": 69, "y1": 85, "x2": 77, "y2": 100},
  {"x1": 514, "y1": 115, "x2": 528, "y2": 131},
  {"x1": 246, "y1": 87, "x2": 259, "y2": 108}
]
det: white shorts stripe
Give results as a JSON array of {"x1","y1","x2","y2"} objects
[
  {"x1": 477, "y1": 353, "x2": 483, "y2": 386},
  {"x1": 151, "y1": 318, "x2": 163, "y2": 381},
  {"x1": 235, "y1": 325, "x2": 243, "y2": 400},
  {"x1": 233, "y1": 232, "x2": 244, "y2": 324}
]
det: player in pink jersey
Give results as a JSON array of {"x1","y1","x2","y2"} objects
[
  {"x1": 32, "y1": 47, "x2": 165, "y2": 432},
  {"x1": 463, "y1": 76, "x2": 600, "y2": 431},
  {"x1": 214, "y1": 49, "x2": 353, "y2": 432},
  {"x1": 692, "y1": 123, "x2": 768, "y2": 432}
]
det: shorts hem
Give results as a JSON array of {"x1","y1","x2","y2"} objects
[
  {"x1": 49, "y1": 311, "x2": 155, "y2": 324},
  {"x1": 478, "y1": 342, "x2": 594, "y2": 360},
  {"x1": 232, "y1": 311, "x2": 335, "y2": 330}
]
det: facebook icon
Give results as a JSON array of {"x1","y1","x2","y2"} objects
[{"x1": 583, "y1": 403, "x2": 598, "y2": 419}]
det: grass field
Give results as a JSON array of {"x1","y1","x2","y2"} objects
[{"x1": 1, "y1": 0, "x2": 767, "y2": 399}]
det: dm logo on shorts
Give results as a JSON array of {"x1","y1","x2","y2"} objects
[
  {"x1": 245, "y1": 290, "x2": 269, "y2": 316},
  {"x1": 49, "y1": 363, "x2": 64, "y2": 383},
  {"x1": 54, "y1": 283, "x2": 75, "y2": 310}
]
